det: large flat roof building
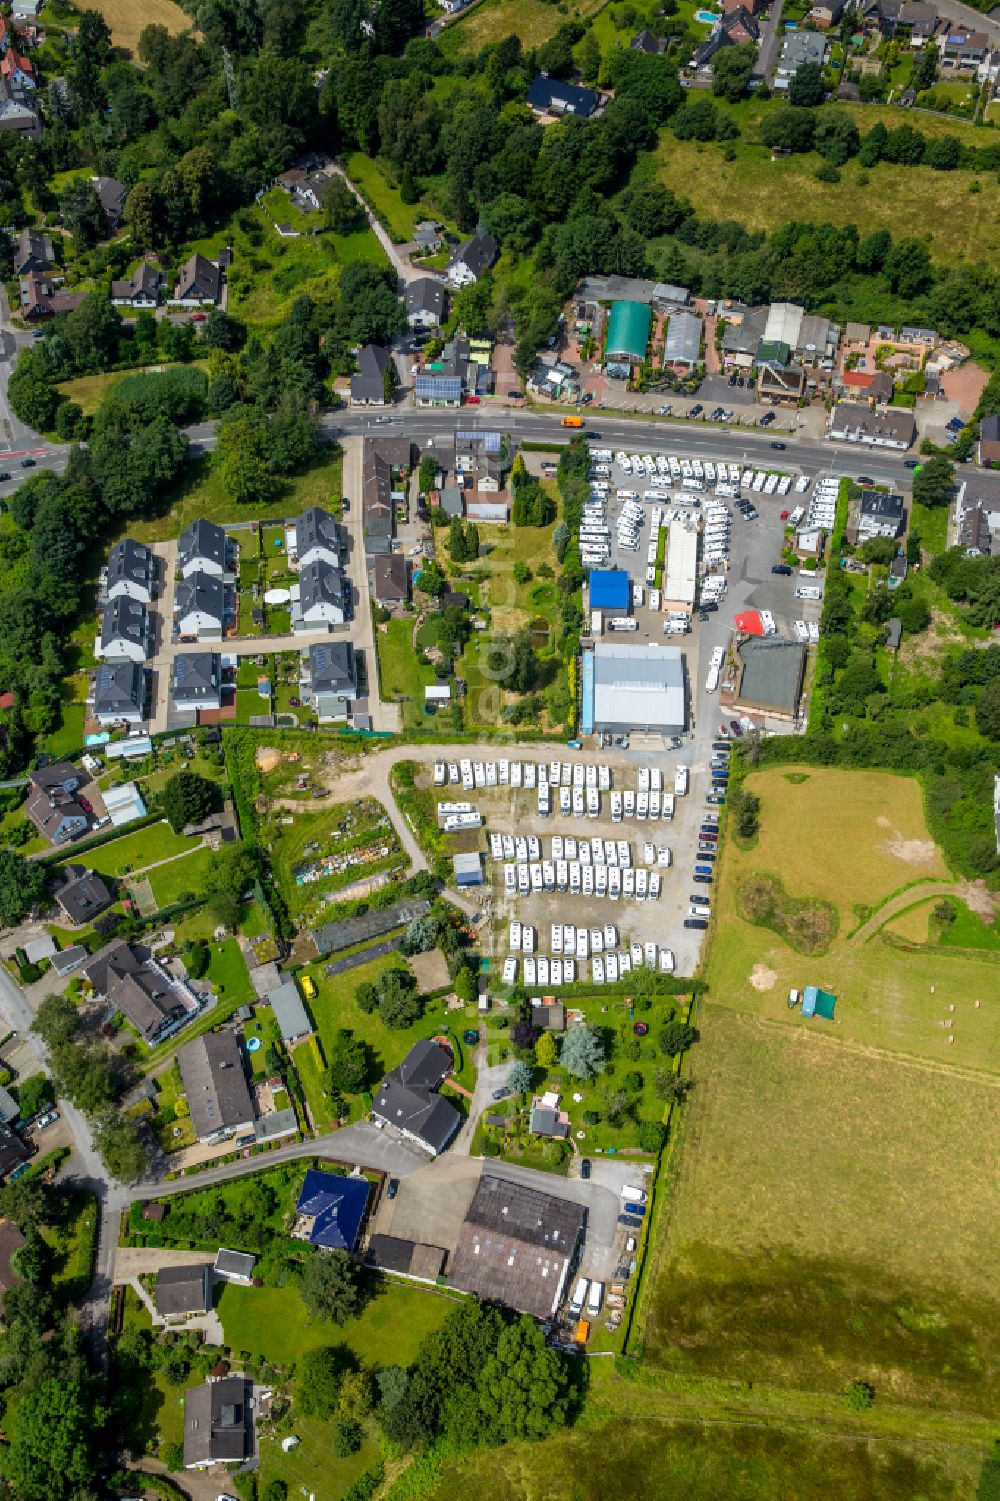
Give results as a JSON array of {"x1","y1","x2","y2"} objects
[
  {"x1": 734, "y1": 636, "x2": 806, "y2": 720},
  {"x1": 663, "y1": 524, "x2": 698, "y2": 608},
  {"x1": 589, "y1": 642, "x2": 686, "y2": 738},
  {"x1": 448, "y1": 1170, "x2": 585, "y2": 1319},
  {"x1": 605, "y1": 300, "x2": 651, "y2": 364}
]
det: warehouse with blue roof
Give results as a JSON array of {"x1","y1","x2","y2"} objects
[{"x1": 588, "y1": 569, "x2": 630, "y2": 612}]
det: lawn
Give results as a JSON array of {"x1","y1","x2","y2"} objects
[
  {"x1": 439, "y1": 0, "x2": 609, "y2": 51},
  {"x1": 38, "y1": 700, "x2": 87, "y2": 762},
  {"x1": 145, "y1": 846, "x2": 215, "y2": 909},
  {"x1": 375, "y1": 617, "x2": 437, "y2": 728},
  {"x1": 701, "y1": 767, "x2": 999, "y2": 1071},
  {"x1": 142, "y1": 939, "x2": 254, "y2": 1070},
  {"x1": 56, "y1": 361, "x2": 209, "y2": 417},
  {"x1": 653, "y1": 134, "x2": 1000, "y2": 264},
  {"x1": 345, "y1": 153, "x2": 456, "y2": 244},
  {"x1": 221, "y1": 214, "x2": 387, "y2": 330},
  {"x1": 939, "y1": 901, "x2": 1000, "y2": 951},
  {"x1": 52, "y1": 821, "x2": 196, "y2": 880},
  {"x1": 641, "y1": 1003, "x2": 1000, "y2": 1415},
  {"x1": 84, "y1": 0, "x2": 191, "y2": 52},
  {"x1": 129, "y1": 444, "x2": 343, "y2": 545},
  {"x1": 41, "y1": 1188, "x2": 97, "y2": 1303}
]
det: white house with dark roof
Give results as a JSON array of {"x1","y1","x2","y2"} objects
[
  {"x1": 308, "y1": 640, "x2": 357, "y2": 720},
  {"x1": 111, "y1": 262, "x2": 166, "y2": 309},
  {"x1": 172, "y1": 652, "x2": 222, "y2": 711},
  {"x1": 175, "y1": 572, "x2": 226, "y2": 640},
  {"x1": 99, "y1": 597, "x2": 153, "y2": 663},
  {"x1": 106, "y1": 538, "x2": 155, "y2": 604},
  {"x1": 292, "y1": 559, "x2": 346, "y2": 632},
  {"x1": 350, "y1": 343, "x2": 391, "y2": 406},
  {"x1": 171, "y1": 252, "x2": 223, "y2": 306},
  {"x1": 93, "y1": 660, "x2": 146, "y2": 725},
  {"x1": 447, "y1": 231, "x2": 498, "y2": 288},
  {"x1": 294, "y1": 506, "x2": 342, "y2": 570},
  {"x1": 178, "y1": 518, "x2": 229, "y2": 578},
  {"x1": 405, "y1": 277, "x2": 447, "y2": 329}
]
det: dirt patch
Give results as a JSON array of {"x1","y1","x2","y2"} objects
[
  {"x1": 898, "y1": 605, "x2": 964, "y2": 669},
  {"x1": 750, "y1": 963, "x2": 777, "y2": 992},
  {"x1": 255, "y1": 746, "x2": 283, "y2": 774},
  {"x1": 960, "y1": 881, "x2": 997, "y2": 920},
  {"x1": 883, "y1": 838, "x2": 939, "y2": 865},
  {"x1": 407, "y1": 946, "x2": 452, "y2": 993}
]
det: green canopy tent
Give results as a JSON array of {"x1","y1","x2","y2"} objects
[{"x1": 802, "y1": 986, "x2": 837, "y2": 1020}]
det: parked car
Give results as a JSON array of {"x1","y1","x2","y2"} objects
[
  {"x1": 771, "y1": 564, "x2": 792, "y2": 576},
  {"x1": 904, "y1": 458, "x2": 920, "y2": 469},
  {"x1": 20, "y1": 458, "x2": 35, "y2": 468},
  {"x1": 491, "y1": 1087, "x2": 511, "y2": 1101},
  {"x1": 581, "y1": 1158, "x2": 591, "y2": 1180},
  {"x1": 689, "y1": 403, "x2": 703, "y2": 417},
  {"x1": 683, "y1": 918, "x2": 708, "y2": 930},
  {"x1": 35, "y1": 1111, "x2": 59, "y2": 1129},
  {"x1": 386, "y1": 1178, "x2": 399, "y2": 1199}
]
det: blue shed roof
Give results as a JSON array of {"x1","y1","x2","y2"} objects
[
  {"x1": 589, "y1": 569, "x2": 630, "y2": 610},
  {"x1": 295, "y1": 1168, "x2": 369, "y2": 1252}
]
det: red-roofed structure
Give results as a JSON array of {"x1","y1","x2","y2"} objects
[{"x1": 735, "y1": 609, "x2": 763, "y2": 636}]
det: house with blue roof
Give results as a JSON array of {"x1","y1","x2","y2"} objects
[{"x1": 294, "y1": 1168, "x2": 369, "y2": 1253}]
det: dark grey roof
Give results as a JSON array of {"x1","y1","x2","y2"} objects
[
  {"x1": 176, "y1": 571, "x2": 225, "y2": 624},
  {"x1": 111, "y1": 263, "x2": 164, "y2": 301},
  {"x1": 465, "y1": 1170, "x2": 584, "y2": 1247},
  {"x1": 177, "y1": 1032, "x2": 254, "y2": 1139},
  {"x1": 30, "y1": 762, "x2": 80, "y2": 793},
  {"x1": 860, "y1": 490, "x2": 905, "y2": 519},
  {"x1": 53, "y1": 864, "x2": 112, "y2": 925},
  {"x1": 982, "y1": 414, "x2": 1000, "y2": 442},
  {"x1": 94, "y1": 660, "x2": 145, "y2": 718},
  {"x1": 297, "y1": 506, "x2": 341, "y2": 560},
  {"x1": 0, "y1": 1123, "x2": 29, "y2": 1178},
  {"x1": 737, "y1": 636, "x2": 806, "y2": 713},
  {"x1": 450, "y1": 231, "x2": 497, "y2": 279},
  {"x1": 365, "y1": 1234, "x2": 446, "y2": 1280},
  {"x1": 214, "y1": 1248, "x2": 255, "y2": 1278},
  {"x1": 312, "y1": 896, "x2": 431, "y2": 956},
  {"x1": 182, "y1": 1376, "x2": 250, "y2": 1468},
  {"x1": 309, "y1": 639, "x2": 356, "y2": 695},
  {"x1": 448, "y1": 1170, "x2": 585, "y2": 1318},
  {"x1": 527, "y1": 75, "x2": 600, "y2": 117},
  {"x1": 299, "y1": 558, "x2": 346, "y2": 616},
  {"x1": 179, "y1": 518, "x2": 226, "y2": 571},
  {"x1": 175, "y1": 252, "x2": 221, "y2": 302},
  {"x1": 92, "y1": 176, "x2": 127, "y2": 224},
  {"x1": 155, "y1": 1263, "x2": 209, "y2": 1317},
  {"x1": 372, "y1": 1076, "x2": 460, "y2": 1154},
  {"x1": 631, "y1": 29, "x2": 666, "y2": 51},
  {"x1": 82, "y1": 940, "x2": 186, "y2": 1041},
  {"x1": 405, "y1": 278, "x2": 446, "y2": 319},
  {"x1": 396, "y1": 1040, "x2": 452, "y2": 1092},
  {"x1": 530, "y1": 1105, "x2": 569, "y2": 1138},
  {"x1": 351, "y1": 343, "x2": 391, "y2": 402},
  {"x1": 101, "y1": 597, "x2": 150, "y2": 653},
  {"x1": 107, "y1": 538, "x2": 154, "y2": 593},
  {"x1": 13, "y1": 227, "x2": 53, "y2": 275},
  {"x1": 373, "y1": 553, "x2": 408, "y2": 601},
  {"x1": 172, "y1": 652, "x2": 222, "y2": 703}
]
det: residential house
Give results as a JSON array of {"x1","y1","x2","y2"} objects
[
  {"x1": 350, "y1": 342, "x2": 391, "y2": 405},
  {"x1": 308, "y1": 640, "x2": 358, "y2": 721},
  {"x1": 82, "y1": 940, "x2": 196, "y2": 1044},
  {"x1": 12, "y1": 0, "x2": 42, "y2": 22},
  {"x1": 12, "y1": 227, "x2": 53, "y2": 276},
  {"x1": 93, "y1": 659, "x2": 146, "y2": 725},
  {"x1": 0, "y1": 1125, "x2": 29, "y2": 1181},
  {"x1": 0, "y1": 80, "x2": 41, "y2": 139},
  {"x1": 19, "y1": 271, "x2": 84, "y2": 318},
  {"x1": 723, "y1": 0, "x2": 764, "y2": 12},
  {"x1": 372, "y1": 553, "x2": 409, "y2": 606},
  {"x1": 154, "y1": 1264, "x2": 211, "y2": 1323},
  {"x1": 99, "y1": 597, "x2": 153, "y2": 663},
  {"x1": 172, "y1": 652, "x2": 223, "y2": 712},
  {"x1": 630, "y1": 29, "x2": 667, "y2": 51},
  {"x1": 274, "y1": 165, "x2": 334, "y2": 213},
  {"x1": 412, "y1": 220, "x2": 443, "y2": 252},
  {"x1": 897, "y1": 0, "x2": 939, "y2": 42},
  {"x1": 692, "y1": 6, "x2": 759, "y2": 65},
  {"x1": 91, "y1": 176, "x2": 127, "y2": 229},
  {"x1": 110, "y1": 262, "x2": 166, "y2": 309},
  {"x1": 294, "y1": 1168, "x2": 368, "y2": 1252},
  {"x1": 182, "y1": 1375, "x2": 252, "y2": 1469},
  {"x1": 837, "y1": 368, "x2": 895, "y2": 405},
  {"x1": 529, "y1": 1091, "x2": 570, "y2": 1139},
  {"x1": 0, "y1": 48, "x2": 34, "y2": 90},
  {"x1": 795, "y1": 312, "x2": 838, "y2": 368},
  {"x1": 414, "y1": 372, "x2": 463, "y2": 407},
  {"x1": 0, "y1": 1092, "x2": 17, "y2": 1128},
  {"x1": 171, "y1": 252, "x2": 222, "y2": 306},
  {"x1": 405, "y1": 277, "x2": 447, "y2": 329},
  {"x1": 939, "y1": 28, "x2": 988, "y2": 68},
  {"x1": 827, "y1": 403, "x2": 915, "y2": 448},
  {"x1": 978, "y1": 412, "x2": 1000, "y2": 465},
  {"x1": 448, "y1": 1171, "x2": 585, "y2": 1320},
  {"x1": 372, "y1": 1040, "x2": 461, "y2": 1155},
  {"x1": 179, "y1": 518, "x2": 229, "y2": 578},
  {"x1": 177, "y1": 1032, "x2": 255, "y2": 1144},
  {"x1": 293, "y1": 506, "x2": 342, "y2": 569},
  {"x1": 447, "y1": 230, "x2": 498, "y2": 288},
  {"x1": 25, "y1": 763, "x2": 88, "y2": 846},
  {"x1": 175, "y1": 572, "x2": 226, "y2": 641},
  {"x1": 809, "y1": 0, "x2": 847, "y2": 26},
  {"x1": 844, "y1": 321, "x2": 871, "y2": 346},
  {"x1": 795, "y1": 524, "x2": 826, "y2": 558},
  {"x1": 292, "y1": 559, "x2": 347, "y2": 632},
  {"x1": 954, "y1": 471, "x2": 1000, "y2": 554},
  {"x1": 267, "y1": 979, "x2": 312, "y2": 1043},
  {"x1": 52, "y1": 865, "x2": 112, "y2": 926},
  {"x1": 775, "y1": 31, "x2": 827, "y2": 85},
  {"x1": 526, "y1": 74, "x2": 601, "y2": 118},
  {"x1": 362, "y1": 443, "x2": 394, "y2": 554},
  {"x1": 857, "y1": 490, "x2": 905, "y2": 539},
  {"x1": 757, "y1": 361, "x2": 806, "y2": 403},
  {"x1": 106, "y1": 538, "x2": 155, "y2": 604},
  {"x1": 733, "y1": 636, "x2": 807, "y2": 720}
]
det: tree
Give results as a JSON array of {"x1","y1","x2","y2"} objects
[
  {"x1": 912, "y1": 454, "x2": 954, "y2": 509},
  {"x1": 161, "y1": 769, "x2": 219, "y2": 833},
  {"x1": 761, "y1": 107, "x2": 815, "y2": 154},
  {"x1": 712, "y1": 45, "x2": 756, "y2": 103},
  {"x1": 0, "y1": 848, "x2": 46, "y2": 927},
  {"x1": 299, "y1": 1248, "x2": 361, "y2": 1324},
  {"x1": 976, "y1": 677, "x2": 1000, "y2": 740},
  {"x1": 654, "y1": 1069, "x2": 692, "y2": 1104},
  {"x1": 217, "y1": 409, "x2": 278, "y2": 506},
  {"x1": 60, "y1": 181, "x2": 106, "y2": 246},
  {"x1": 31, "y1": 993, "x2": 80, "y2": 1050},
  {"x1": 8, "y1": 350, "x2": 62, "y2": 432},
  {"x1": 506, "y1": 1059, "x2": 533, "y2": 1095},
  {"x1": 203, "y1": 843, "x2": 258, "y2": 930},
  {"x1": 559, "y1": 1025, "x2": 605, "y2": 1080},
  {"x1": 15, "y1": 1073, "x2": 54, "y2": 1120},
  {"x1": 732, "y1": 787, "x2": 761, "y2": 839},
  {"x1": 324, "y1": 176, "x2": 366, "y2": 235},
  {"x1": 326, "y1": 1029, "x2": 371, "y2": 1095},
  {"x1": 788, "y1": 61, "x2": 825, "y2": 107},
  {"x1": 535, "y1": 1031, "x2": 557, "y2": 1069},
  {"x1": 297, "y1": 1344, "x2": 348, "y2": 1417},
  {"x1": 657, "y1": 1021, "x2": 698, "y2": 1057},
  {"x1": 4, "y1": 1371, "x2": 104, "y2": 1501},
  {"x1": 477, "y1": 1316, "x2": 572, "y2": 1440},
  {"x1": 93, "y1": 1110, "x2": 150, "y2": 1184},
  {"x1": 377, "y1": 968, "x2": 422, "y2": 1030}
]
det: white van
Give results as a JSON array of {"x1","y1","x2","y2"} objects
[
  {"x1": 587, "y1": 1280, "x2": 604, "y2": 1318},
  {"x1": 570, "y1": 1276, "x2": 589, "y2": 1315}
]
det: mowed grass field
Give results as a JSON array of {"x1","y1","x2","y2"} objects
[
  {"x1": 87, "y1": 0, "x2": 191, "y2": 52},
  {"x1": 643, "y1": 1004, "x2": 1000, "y2": 1412},
  {"x1": 440, "y1": 0, "x2": 609, "y2": 51},
  {"x1": 654, "y1": 137, "x2": 1000, "y2": 264},
  {"x1": 703, "y1": 768, "x2": 999, "y2": 1071}
]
